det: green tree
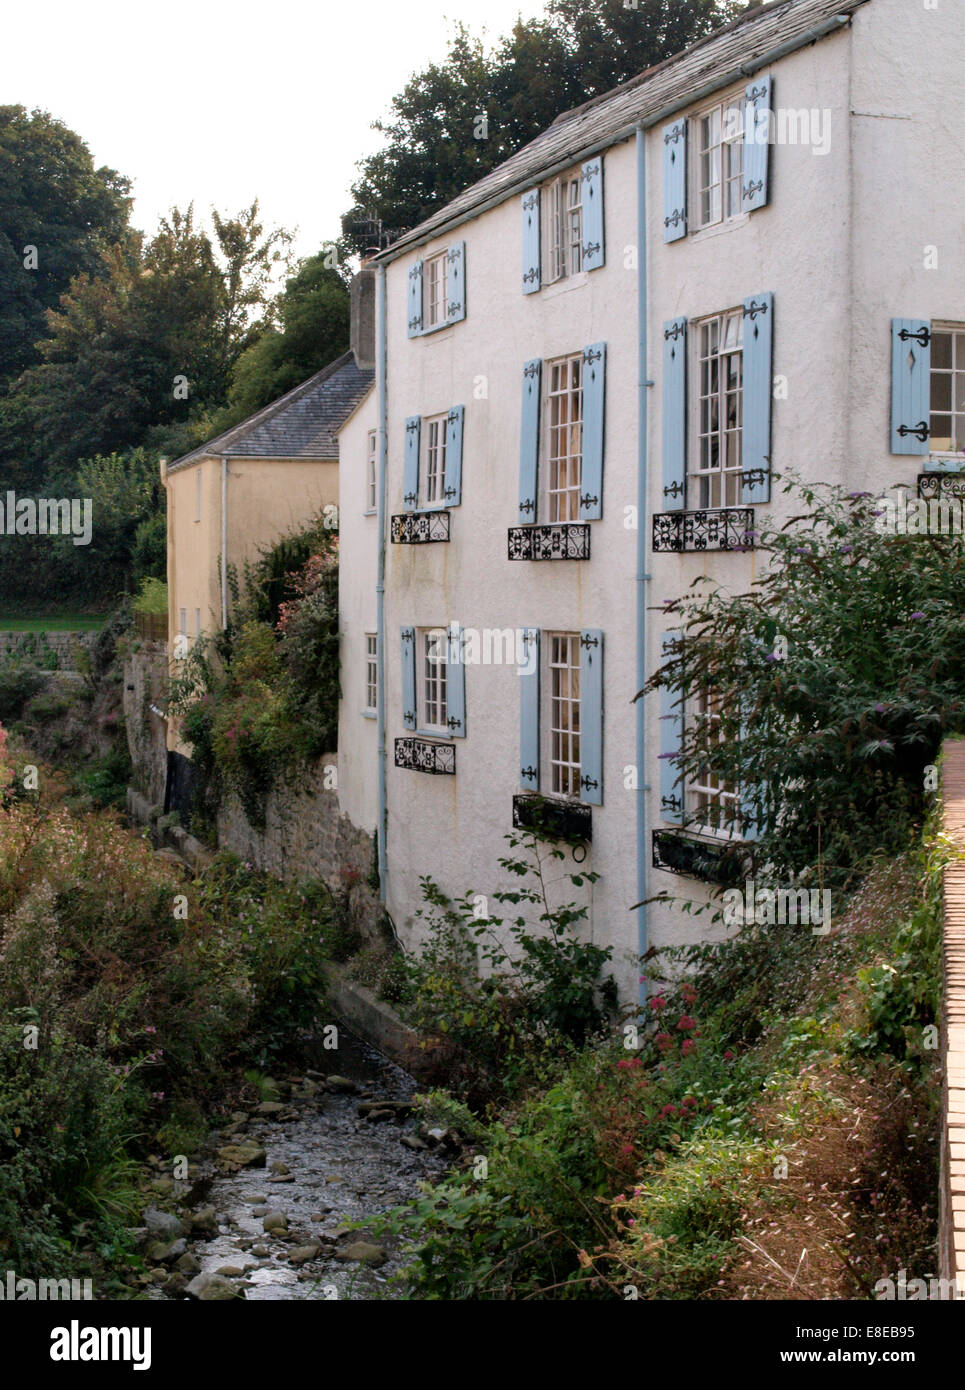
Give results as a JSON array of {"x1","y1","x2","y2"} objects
[
  {"x1": 0, "y1": 106, "x2": 131, "y2": 389},
  {"x1": 219, "y1": 252, "x2": 350, "y2": 425}
]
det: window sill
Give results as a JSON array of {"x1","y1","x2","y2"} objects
[
  {"x1": 538, "y1": 271, "x2": 589, "y2": 300},
  {"x1": 925, "y1": 456, "x2": 965, "y2": 473},
  {"x1": 360, "y1": 709, "x2": 377, "y2": 720},
  {"x1": 420, "y1": 322, "x2": 455, "y2": 340},
  {"x1": 688, "y1": 213, "x2": 749, "y2": 244},
  {"x1": 363, "y1": 508, "x2": 377, "y2": 517}
]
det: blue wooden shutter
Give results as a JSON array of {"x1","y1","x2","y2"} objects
[
  {"x1": 522, "y1": 190, "x2": 540, "y2": 293},
  {"x1": 580, "y1": 343, "x2": 606, "y2": 521},
  {"x1": 662, "y1": 318, "x2": 687, "y2": 510},
  {"x1": 742, "y1": 74, "x2": 772, "y2": 213},
  {"x1": 446, "y1": 622, "x2": 466, "y2": 737},
  {"x1": 520, "y1": 627, "x2": 540, "y2": 790},
  {"x1": 407, "y1": 260, "x2": 423, "y2": 337},
  {"x1": 659, "y1": 630, "x2": 684, "y2": 826},
  {"x1": 891, "y1": 319, "x2": 931, "y2": 455},
  {"x1": 444, "y1": 405, "x2": 464, "y2": 506},
  {"x1": 519, "y1": 359, "x2": 541, "y2": 522},
  {"x1": 662, "y1": 119, "x2": 687, "y2": 242},
  {"x1": 447, "y1": 241, "x2": 466, "y2": 323},
  {"x1": 401, "y1": 627, "x2": 416, "y2": 730},
  {"x1": 403, "y1": 416, "x2": 421, "y2": 510},
  {"x1": 741, "y1": 293, "x2": 773, "y2": 504},
  {"x1": 581, "y1": 158, "x2": 604, "y2": 271},
  {"x1": 579, "y1": 629, "x2": 603, "y2": 805}
]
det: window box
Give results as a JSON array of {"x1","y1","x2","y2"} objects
[
  {"x1": 918, "y1": 473, "x2": 965, "y2": 502},
  {"x1": 652, "y1": 828, "x2": 749, "y2": 887},
  {"x1": 513, "y1": 792, "x2": 591, "y2": 845},
  {"x1": 394, "y1": 738, "x2": 455, "y2": 775},
  {"x1": 391, "y1": 512, "x2": 450, "y2": 544},
  {"x1": 508, "y1": 522, "x2": 590, "y2": 560},
  {"x1": 652, "y1": 507, "x2": 754, "y2": 552}
]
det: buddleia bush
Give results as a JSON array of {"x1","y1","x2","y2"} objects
[{"x1": 645, "y1": 480, "x2": 965, "y2": 888}]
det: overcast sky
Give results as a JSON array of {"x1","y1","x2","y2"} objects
[{"x1": 4, "y1": 0, "x2": 546, "y2": 262}]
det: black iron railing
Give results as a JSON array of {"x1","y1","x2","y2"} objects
[
  {"x1": 394, "y1": 737, "x2": 455, "y2": 775},
  {"x1": 652, "y1": 828, "x2": 748, "y2": 886},
  {"x1": 391, "y1": 511, "x2": 450, "y2": 544},
  {"x1": 513, "y1": 793, "x2": 591, "y2": 845},
  {"x1": 508, "y1": 523, "x2": 591, "y2": 560},
  {"x1": 652, "y1": 507, "x2": 755, "y2": 553}
]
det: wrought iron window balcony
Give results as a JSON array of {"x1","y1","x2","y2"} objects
[
  {"x1": 508, "y1": 523, "x2": 591, "y2": 560},
  {"x1": 391, "y1": 511, "x2": 450, "y2": 544},
  {"x1": 652, "y1": 828, "x2": 749, "y2": 887},
  {"x1": 513, "y1": 793, "x2": 592, "y2": 845},
  {"x1": 652, "y1": 507, "x2": 755, "y2": 553},
  {"x1": 918, "y1": 472, "x2": 965, "y2": 502},
  {"x1": 394, "y1": 737, "x2": 455, "y2": 775}
]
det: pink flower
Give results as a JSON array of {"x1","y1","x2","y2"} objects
[
  {"x1": 681, "y1": 1038, "x2": 697, "y2": 1055},
  {"x1": 676, "y1": 1015, "x2": 696, "y2": 1031}
]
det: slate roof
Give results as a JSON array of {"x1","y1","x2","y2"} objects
[
  {"x1": 374, "y1": 0, "x2": 869, "y2": 262},
  {"x1": 166, "y1": 351, "x2": 374, "y2": 472}
]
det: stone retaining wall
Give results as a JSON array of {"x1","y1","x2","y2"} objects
[{"x1": 1, "y1": 629, "x2": 97, "y2": 668}]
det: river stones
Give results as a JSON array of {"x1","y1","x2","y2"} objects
[
  {"x1": 262, "y1": 1211, "x2": 288, "y2": 1233},
  {"x1": 185, "y1": 1272, "x2": 246, "y2": 1301},
  {"x1": 190, "y1": 1206, "x2": 217, "y2": 1234},
  {"x1": 288, "y1": 1244, "x2": 321, "y2": 1266},
  {"x1": 142, "y1": 1207, "x2": 187, "y2": 1240},
  {"x1": 216, "y1": 1141, "x2": 266, "y2": 1169},
  {"x1": 325, "y1": 1076, "x2": 360, "y2": 1095},
  {"x1": 335, "y1": 1241, "x2": 387, "y2": 1266}
]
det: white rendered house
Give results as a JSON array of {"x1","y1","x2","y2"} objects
[{"x1": 336, "y1": 0, "x2": 965, "y2": 1003}]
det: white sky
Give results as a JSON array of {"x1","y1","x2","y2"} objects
[{"x1": 3, "y1": 0, "x2": 547, "y2": 264}]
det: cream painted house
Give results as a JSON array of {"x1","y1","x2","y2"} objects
[
  {"x1": 162, "y1": 348, "x2": 373, "y2": 764},
  {"x1": 333, "y1": 0, "x2": 965, "y2": 1004}
]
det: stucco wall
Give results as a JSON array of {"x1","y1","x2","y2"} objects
[{"x1": 336, "y1": 390, "x2": 380, "y2": 837}]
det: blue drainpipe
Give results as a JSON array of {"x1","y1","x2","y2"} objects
[
  {"x1": 376, "y1": 265, "x2": 388, "y2": 901},
  {"x1": 635, "y1": 124, "x2": 651, "y2": 1010}
]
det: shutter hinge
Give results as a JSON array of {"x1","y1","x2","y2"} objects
[
  {"x1": 664, "y1": 209, "x2": 685, "y2": 231},
  {"x1": 743, "y1": 299, "x2": 769, "y2": 320},
  {"x1": 663, "y1": 481, "x2": 685, "y2": 500},
  {"x1": 742, "y1": 179, "x2": 764, "y2": 202},
  {"x1": 522, "y1": 267, "x2": 539, "y2": 286},
  {"x1": 582, "y1": 241, "x2": 601, "y2": 260},
  {"x1": 519, "y1": 498, "x2": 536, "y2": 515},
  {"x1": 579, "y1": 492, "x2": 599, "y2": 511},
  {"x1": 580, "y1": 633, "x2": 600, "y2": 649},
  {"x1": 664, "y1": 321, "x2": 685, "y2": 341},
  {"x1": 583, "y1": 347, "x2": 603, "y2": 366},
  {"x1": 898, "y1": 326, "x2": 931, "y2": 348},
  {"x1": 403, "y1": 491, "x2": 418, "y2": 507},
  {"x1": 897, "y1": 421, "x2": 929, "y2": 442},
  {"x1": 521, "y1": 766, "x2": 538, "y2": 781},
  {"x1": 664, "y1": 123, "x2": 684, "y2": 145},
  {"x1": 580, "y1": 775, "x2": 599, "y2": 791}
]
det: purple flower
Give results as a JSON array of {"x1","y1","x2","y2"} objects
[
  {"x1": 910, "y1": 611, "x2": 925, "y2": 620},
  {"x1": 793, "y1": 547, "x2": 810, "y2": 555},
  {"x1": 840, "y1": 544, "x2": 853, "y2": 553},
  {"x1": 765, "y1": 653, "x2": 779, "y2": 663},
  {"x1": 874, "y1": 703, "x2": 885, "y2": 713}
]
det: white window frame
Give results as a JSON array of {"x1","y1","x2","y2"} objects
[
  {"x1": 691, "y1": 96, "x2": 746, "y2": 232},
  {"x1": 365, "y1": 430, "x2": 378, "y2": 511},
  {"x1": 364, "y1": 633, "x2": 378, "y2": 712},
  {"x1": 421, "y1": 413, "x2": 449, "y2": 508},
  {"x1": 179, "y1": 607, "x2": 187, "y2": 639},
  {"x1": 544, "y1": 354, "x2": 583, "y2": 522},
  {"x1": 543, "y1": 631, "x2": 582, "y2": 800},
  {"x1": 687, "y1": 685, "x2": 741, "y2": 839},
  {"x1": 423, "y1": 251, "x2": 448, "y2": 330},
  {"x1": 691, "y1": 309, "x2": 744, "y2": 509},
  {"x1": 195, "y1": 608, "x2": 201, "y2": 642},
  {"x1": 418, "y1": 627, "x2": 449, "y2": 735},
  {"x1": 929, "y1": 324, "x2": 965, "y2": 462},
  {"x1": 542, "y1": 170, "x2": 583, "y2": 285}
]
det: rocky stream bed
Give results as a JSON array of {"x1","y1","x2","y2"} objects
[{"x1": 129, "y1": 1028, "x2": 453, "y2": 1300}]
